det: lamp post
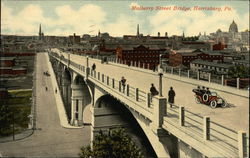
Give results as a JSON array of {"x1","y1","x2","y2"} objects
[
  {"x1": 158, "y1": 68, "x2": 163, "y2": 97},
  {"x1": 159, "y1": 54, "x2": 163, "y2": 67}
]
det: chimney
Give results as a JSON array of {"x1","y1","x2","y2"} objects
[
  {"x1": 165, "y1": 32, "x2": 168, "y2": 37},
  {"x1": 158, "y1": 32, "x2": 160, "y2": 37}
]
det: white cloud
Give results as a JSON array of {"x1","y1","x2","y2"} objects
[
  {"x1": 129, "y1": 2, "x2": 140, "y2": 8},
  {"x1": 1, "y1": 3, "x2": 107, "y2": 36},
  {"x1": 1, "y1": 3, "x2": 249, "y2": 36},
  {"x1": 148, "y1": 5, "x2": 249, "y2": 36},
  {"x1": 102, "y1": 14, "x2": 141, "y2": 36}
]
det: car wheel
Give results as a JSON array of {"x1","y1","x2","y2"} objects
[
  {"x1": 221, "y1": 99, "x2": 227, "y2": 108},
  {"x1": 195, "y1": 97, "x2": 201, "y2": 104},
  {"x1": 203, "y1": 94, "x2": 209, "y2": 102},
  {"x1": 210, "y1": 100, "x2": 217, "y2": 108}
]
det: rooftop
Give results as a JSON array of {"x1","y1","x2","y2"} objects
[{"x1": 191, "y1": 59, "x2": 233, "y2": 69}]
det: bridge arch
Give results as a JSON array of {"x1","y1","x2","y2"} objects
[
  {"x1": 92, "y1": 91, "x2": 170, "y2": 157},
  {"x1": 71, "y1": 74, "x2": 92, "y2": 126},
  {"x1": 62, "y1": 68, "x2": 72, "y2": 120}
]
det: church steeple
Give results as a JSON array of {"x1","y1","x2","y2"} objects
[
  {"x1": 137, "y1": 24, "x2": 139, "y2": 37},
  {"x1": 38, "y1": 24, "x2": 42, "y2": 40},
  {"x1": 98, "y1": 29, "x2": 101, "y2": 37}
]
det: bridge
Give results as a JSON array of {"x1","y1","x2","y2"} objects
[{"x1": 47, "y1": 48, "x2": 248, "y2": 158}]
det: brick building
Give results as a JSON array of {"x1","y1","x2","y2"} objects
[
  {"x1": 0, "y1": 57, "x2": 27, "y2": 75},
  {"x1": 116, "y1": 45, "x2": 168, "y2": 69},
  {"x1": 69, "y1": 33, "x2": 81, "y2": 44},
  {"x1": 213, "y1": 42, "x2": 227, "y2": 50},
  {"x1": 169, "y1": 49, "x2": 224, "y2": 67}
]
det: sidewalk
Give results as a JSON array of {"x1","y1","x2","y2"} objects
[
  {"x1": 0, "y1": 129, "x2": 33, "y2": 143},
  {"x1": 45, "y1": 53, "x2": 83, "y2": 129}
]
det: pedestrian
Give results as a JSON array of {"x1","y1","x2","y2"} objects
[
  {"x1": 150, "y1": 83, "x2": 158, "y2": 101},
  {"x1": 206, "y1": 87, "x2": 211, "y2": 95},
  {"x1": 201, "y1": 86, "x2": 206, "y2": 94},
  {"x1": 45, "y1": 86, "x2": 48, "y2": 91},
  {"x1": 92, "y1": 63, "x2": 96, "y2": 71},
  {"x1": 121, "y1": 77, "x2": 126, "y2": 93},
  {"x1": 194, "y1": 86, "x2": 202, "y2": 95},
  {"x1": 168, "y1": 87, "x2": 175, "y2": 108}
]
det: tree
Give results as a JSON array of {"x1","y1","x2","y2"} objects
[
  {"x1": 0, "y1": 105, "x2": 12, "y2": 134},
  {"x1": 228, "y1": 65, "x2": 249, "y2": 78},
  {"x1": 79, "y1": 128, "x2": 143, "y2": 158}
]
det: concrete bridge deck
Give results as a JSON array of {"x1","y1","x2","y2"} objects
[
  {"x1": 49, "y1": 48, "x2": 249, "y2": 157},
  {"x1": 51, "y1": 48, "x2": 249, "y2": 133}
]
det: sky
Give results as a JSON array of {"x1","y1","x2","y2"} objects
[{"x1": 1, "y1": 0, "x2": 249, "y2": 37}]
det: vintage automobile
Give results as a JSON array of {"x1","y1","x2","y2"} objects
[{"x1": 192, "y1": 88, "x2": 227, "y2": 108}]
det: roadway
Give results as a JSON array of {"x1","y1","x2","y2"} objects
[
  {"x1": 0, "y1": 53, "x2": 91, "y2": 157},
  {"x1": 56, "y1": 50, "x2": 248, "y2": 133}
]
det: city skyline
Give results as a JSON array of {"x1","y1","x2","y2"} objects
[{"x1": 1, "y1": 0, "x2": 249, "y2": 36}]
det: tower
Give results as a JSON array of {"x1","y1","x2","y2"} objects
[
  {"x1": 38, "y1": 24, "x2": 43, "y2": 40},
  {"x1": 137, "y1": 24, "x2": 139, "y2": 37},
  {"x1": 229, "y1": 20, "x2": 238, "y2": 33},
  {"x1": 98, "y1": 29, "x2": 101, "y2": 37}
]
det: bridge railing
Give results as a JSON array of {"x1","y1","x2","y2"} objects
[
  {"x1": 51, "y1": 50, "x2": 249, "y2": 90},
  {"x1": 87, "y1": 69, "x2": 154, "y2": 109},
  {"x1": 165, "y1": 104, "x2": 248, "y2": 157}
]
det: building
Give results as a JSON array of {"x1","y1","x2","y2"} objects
[
  {"x1": 69, "y1": 33, "x2": 81, "y2": 44},
  {"x1": 0, "y1": 57, "x2": 15, "y2": 67},
  {"x1": 116, "y1": 44, "x2": 168, "y2": 69},
  {"x1": 213, "y1": 42, "x2": 227, "y2": 50},
  {"x1": 169, "y1": 49, "x2": 224, "y2": 67},
  {"x1": 0, "y1": 56, "x2": 27, "y2": 75},
  {"x1": 190, "y1": 59, "x2": 232, "y2": 75},
  {"x1": 210, "y1": 20, "x2": 249, "y2": 52}
]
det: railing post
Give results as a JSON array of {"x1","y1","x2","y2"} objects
[
  {"x1": 86, "y1": 67, "x2": 90, "y2": 79},
  {"x1": 86, "y1": 56, "x2": 89, "y2": 68},
  {"x1": 102, "y1": 74, "x2": 104, "y2": 83},
  {"x1": 187, "y1": 70, "x2": 190, "y2": 78},
  {"x1": 208, "y1": 73, "x2": 211, "y2": 83},
  {"x1": 94, "y1": 71, "x2": 96, "y2": 78},
  {"x1": 98, "y1": 72, "x2": 100, "y2": 80},
  {"x1": 152, "y1": 96, "x2": 167, "y2": 129},
  {"x1": 221, "y1": 75, "x2": 224, "y2": 86},
  {"x1": 146, "y1": 93, "x2": 151, "y2": 107},
  {"x1": 119, "y1": 81, "x2": 121, "y2": 92},
  {"x1": 179, "y1": 69, "x2": 181, "y2": 76},
  {"x1": 107, "y1": 76, "x2": 109, "y2": 85},
  {"x1": 171, "y1": 67, "x2": 173, "y2": 74},
  {"x1": 143, "y1": 63, "x2": 145, "y2": 69},
  {"x1": 112, "y1": 78, "x2": 115, "y2": 88},
  {"x1": 237, "y1": 78, "x2": 240, "y2": 89},
  {"x1": 238, "y1": 131, "x2": 247, "y2": 158},
  {"x1": 179, "y1": 106, "x2": 185, "y2": 126},
  {"x1": 126, "y1": 84, "x2": 129, "y2": 96},
  {"x1": 147, "y1": 63, "x2": 150, "y2": 69},
  {"x1": 203, "y1": 116, "x2": 210, "y2": 140},
  {"x1": 197, "y1": 71, "x2": 200, "y2": 80},
  {"x1": 135, "y1": 88, "x2": 139, "y2": 101}
]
